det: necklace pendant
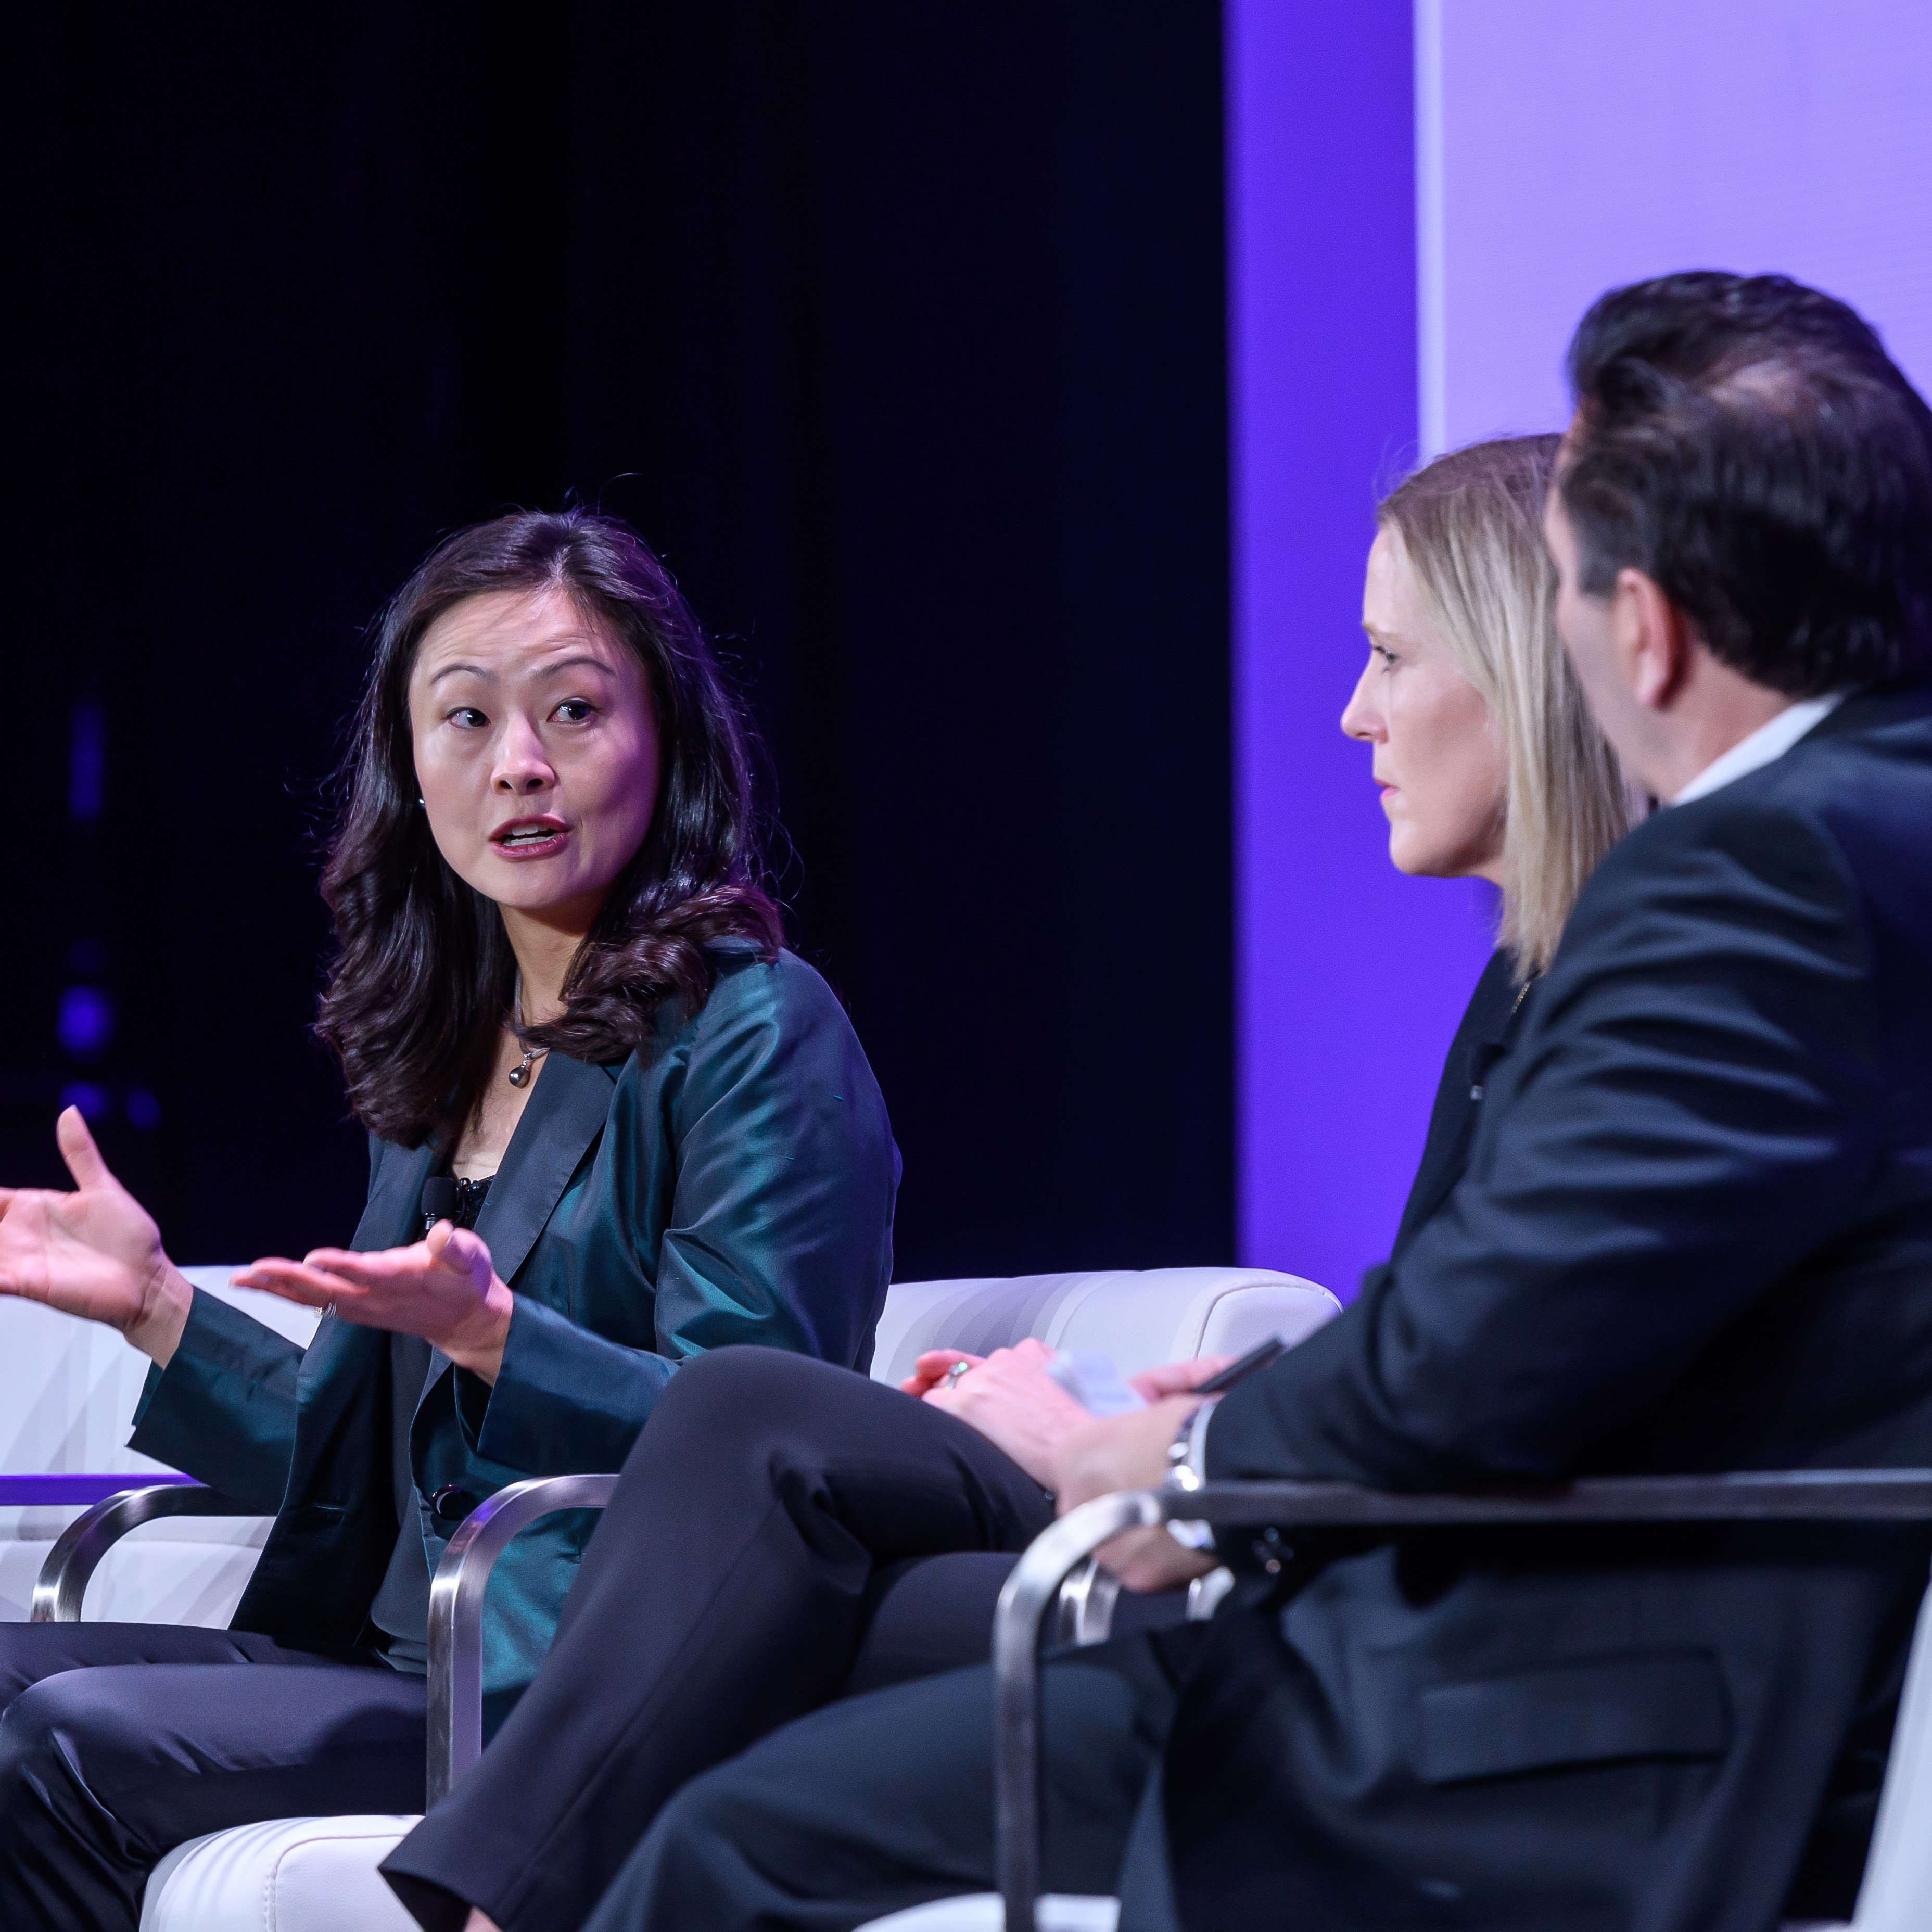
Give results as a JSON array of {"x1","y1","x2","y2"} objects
[{"x1": 507, "y1": 1059, "x2": 532, "y2": 1088}]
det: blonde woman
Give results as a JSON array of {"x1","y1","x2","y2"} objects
[
  {"x1": 1344, "y1": 431, "x2": 1639, "y2": 1261},
  {"x1": 380, "y1": 434, "x2": 1639, "y2": 1932}
]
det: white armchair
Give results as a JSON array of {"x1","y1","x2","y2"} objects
[{"x1": 1, "y1": 1264, "x2": 1337, "y2": 1932}]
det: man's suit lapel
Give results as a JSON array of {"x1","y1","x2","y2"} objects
[{"x1": 471, "y1": 1051, "x2": 618, "y2": 1289}]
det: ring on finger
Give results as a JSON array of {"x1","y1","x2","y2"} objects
[{"x1": 943, "y1": 1359, "x2": 971, "y2": 1390}]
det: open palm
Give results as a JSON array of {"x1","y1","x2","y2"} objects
[{"x1": 0, "y1": 1107, "x2": 167, "y2": 1332}]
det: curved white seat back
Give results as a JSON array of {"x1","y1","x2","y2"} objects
[
  {"x1": 0, "y1": 1273, "x2": 316, "y2": 1623},
  {"x1": 0, "y1": 1272, "x2": 314, "y2": 1477},
  {"x1": 870, "y1": 1267, "x2": 1338, "y2": 1388},
  {"x1": 122, "y1": 1263, "x2": 1338, "y2": 1931},
  {"x1": 7, "y1": 1266, "x2": 1333, "y2": 1621},
  {"x1": 857, "y1": 1898, "x2": 1115, "y2": 1931}
]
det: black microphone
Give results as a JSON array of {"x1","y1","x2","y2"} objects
[{"x1": 420, "y1": 1176, "x2": 462, "y2": 1232}]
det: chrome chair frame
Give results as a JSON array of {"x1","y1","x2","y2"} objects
[
  {"x1": 990, "y1": 1470, "x2": 1932, "y2": 1932},
  {"x1": 33, "y1": 1470, "x2": 1180, "y2": 1805},
  {"x1": 424, "y1": 1473, "x2": 618, "y2": 1802},
  {"x1": 29, "y1": 1474, "x2": 624, "y2": 1802},
  {"x1": 30, "y1": 1483, "x2": 252, "y2": 1623}
]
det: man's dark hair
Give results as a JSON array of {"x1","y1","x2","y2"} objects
[
  {"x1": 316, "y1": 509, "x2": 781, "y2": 1147},
  {"x1": 1560, "y1": 271, "x2": 1932, "y2": 695}
]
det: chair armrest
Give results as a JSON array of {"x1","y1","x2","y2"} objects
[
  {"x1": 30, "y1": 1471, "x2": 625, "y2": 1799},
  {"x1": 1049, "y1": 1558, "x2": 1230, "y2": 1647},
  {"x1": 426, "y1": 1472, "x2": 619, "y2": 1803},
  {"x1": 990, "y1": 1470, "x2": 1932, "y2": 1932},
  {"x1": 1052, "y1": 1559, "x2": 1121, "y2": 1646},
  {"x1": 30, "y1": 1483, "x2": 262, "y2": 1624}
]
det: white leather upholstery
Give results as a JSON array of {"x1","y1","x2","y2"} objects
[
  {"x1": 0, "y1": 1273, "x2": 317, "y2": 1623},
  {"x1": 858, "y1": 1897, "x2": 1117, "y2": 1931},
  {"x1": 869, "y1": 1266, "x2": 1339, "y2": 1387},
  {"x1": 35, "y1": 1263, "x2": 1925, "y2": 1932},
  {"x1": 128, "y1": 1265, "x2": 1336, "y2": 1928},
  {"x1": 141, "y1": 1816, "x2": 417, "y2": 1932},
  {"x1": 1840, "y1": 1572, "x2": 1932, "y2": 1930},
  {"x1": 5, "y1": 1268, "x2": 1333, "y2": 1619}
]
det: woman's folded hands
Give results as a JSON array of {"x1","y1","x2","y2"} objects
[
  {"x1": 910, "y1": 1337, "x2": 1232, "y2": 1592},
  {"x1": 916, "y1": 1338, "x2": 1096, "y2": 1486}
]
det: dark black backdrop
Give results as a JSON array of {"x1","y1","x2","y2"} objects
[{"x1": 7, "y1": 4, "x2": 1232, "y2": 1280}]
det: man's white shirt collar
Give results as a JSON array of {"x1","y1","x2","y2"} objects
[{"x1": 1668, "y1": 693, "x2": 1845, "y2": 806}]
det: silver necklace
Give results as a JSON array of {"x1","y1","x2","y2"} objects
[{"x1": 507, "y1": 981, "x2": 550, "y2": 1089}]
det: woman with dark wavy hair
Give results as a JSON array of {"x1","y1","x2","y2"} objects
[
  {"x1": 0, "y1": 510, "x2": 898, "y2": 1932},
  {"x1": 315, "y1": 507, "x2": 791, "y2": 1147}
]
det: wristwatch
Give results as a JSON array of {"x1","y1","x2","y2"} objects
[{"x1": 1163, "y1": 1397, "x2": 1219, "y2": 1549}]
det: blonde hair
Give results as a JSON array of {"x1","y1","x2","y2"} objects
[{"x1": 1378, "y1": 434, "x2": 1639, "y2": 976}]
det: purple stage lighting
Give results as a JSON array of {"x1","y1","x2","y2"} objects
[
  {"x1": 57, "y1": 986, "x2": 117, "y2": 1060},
  {"x1": 58, "y1": 1081, "x2": 112, "y2": 1122},
  {"x1": 1229, "y1": 0, "x2": 1931, "y2": 1302},
  {"x1": 69, "y1": 703, "x2": 106, "y2": 822},
  {"x1": 1226, "y1": 0, "x2": 1494, "y2": 1301}
]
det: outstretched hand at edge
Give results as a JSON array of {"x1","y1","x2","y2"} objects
[{"x1": 0, "y1": 1107, "x2": 193, "y2": 1365}]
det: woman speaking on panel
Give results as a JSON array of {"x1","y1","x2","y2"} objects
[
  {"x1": 378, "y1": 433, "x2": 1643, "y2": 1932},
  {"x1": 0, "y1": 511, "x2": 899, "y2": 1931}
]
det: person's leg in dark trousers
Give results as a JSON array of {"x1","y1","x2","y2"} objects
[
  {"x1": 0, "y1": 1621, "x2": 426, "y2": 1932},
  {"x1": 580, "y1": 1631, "x2": 1199, "y2": 1932},
  {"x1": 840, "y1": 1552, "x2": 1193, "y2": 1700},
  {"x1": 383, "y1": 1348, "x2": 1058, "y2": 1932}
]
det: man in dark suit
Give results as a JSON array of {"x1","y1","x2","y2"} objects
[{"x1": 571, "y1": 273, "x2": 1932, "y2": 1932}]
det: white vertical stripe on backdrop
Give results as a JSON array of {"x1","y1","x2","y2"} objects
[{"x1": 1426, "y1": 0, "x2": 1932, "y2": 452}]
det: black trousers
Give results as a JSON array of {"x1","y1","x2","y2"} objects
[
  {"x1": 569, "y1": 1549, "x2": 1913, "y2": 1932},
  {"x1": 580, "y1": 1634, "x2": 1193, "y2": 1932},
  {"x1": 0, "y1": 1621, "x2": 425, "y2": 1932},
  {"x1": 385, "y1": 1348, "x2": 1092, "y2": 1931}
]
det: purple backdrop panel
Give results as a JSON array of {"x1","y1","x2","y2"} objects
[
  {"x1": 1423, "y1": 0, "x2": 1932, "y2": 452},
  {"x1": 0, "y1": 1473, "x2": 198, "y2": 1506},
  {"x1": 1228, "y1": 0, "x2": 1494, "y2": 1300}
]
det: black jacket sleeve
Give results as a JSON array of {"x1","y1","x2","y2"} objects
[{"x1": 1209, "y1": 795, "x2": 1883, "y2": 1491}]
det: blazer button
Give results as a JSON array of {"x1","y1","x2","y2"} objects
[{"x1": 430, "y1": 1484, "x2": 476, "y2": 1524}]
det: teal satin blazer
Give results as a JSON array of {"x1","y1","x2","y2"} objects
[{"x1": 130, "y1": 943, "x2": 898, "y2": 1699}]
